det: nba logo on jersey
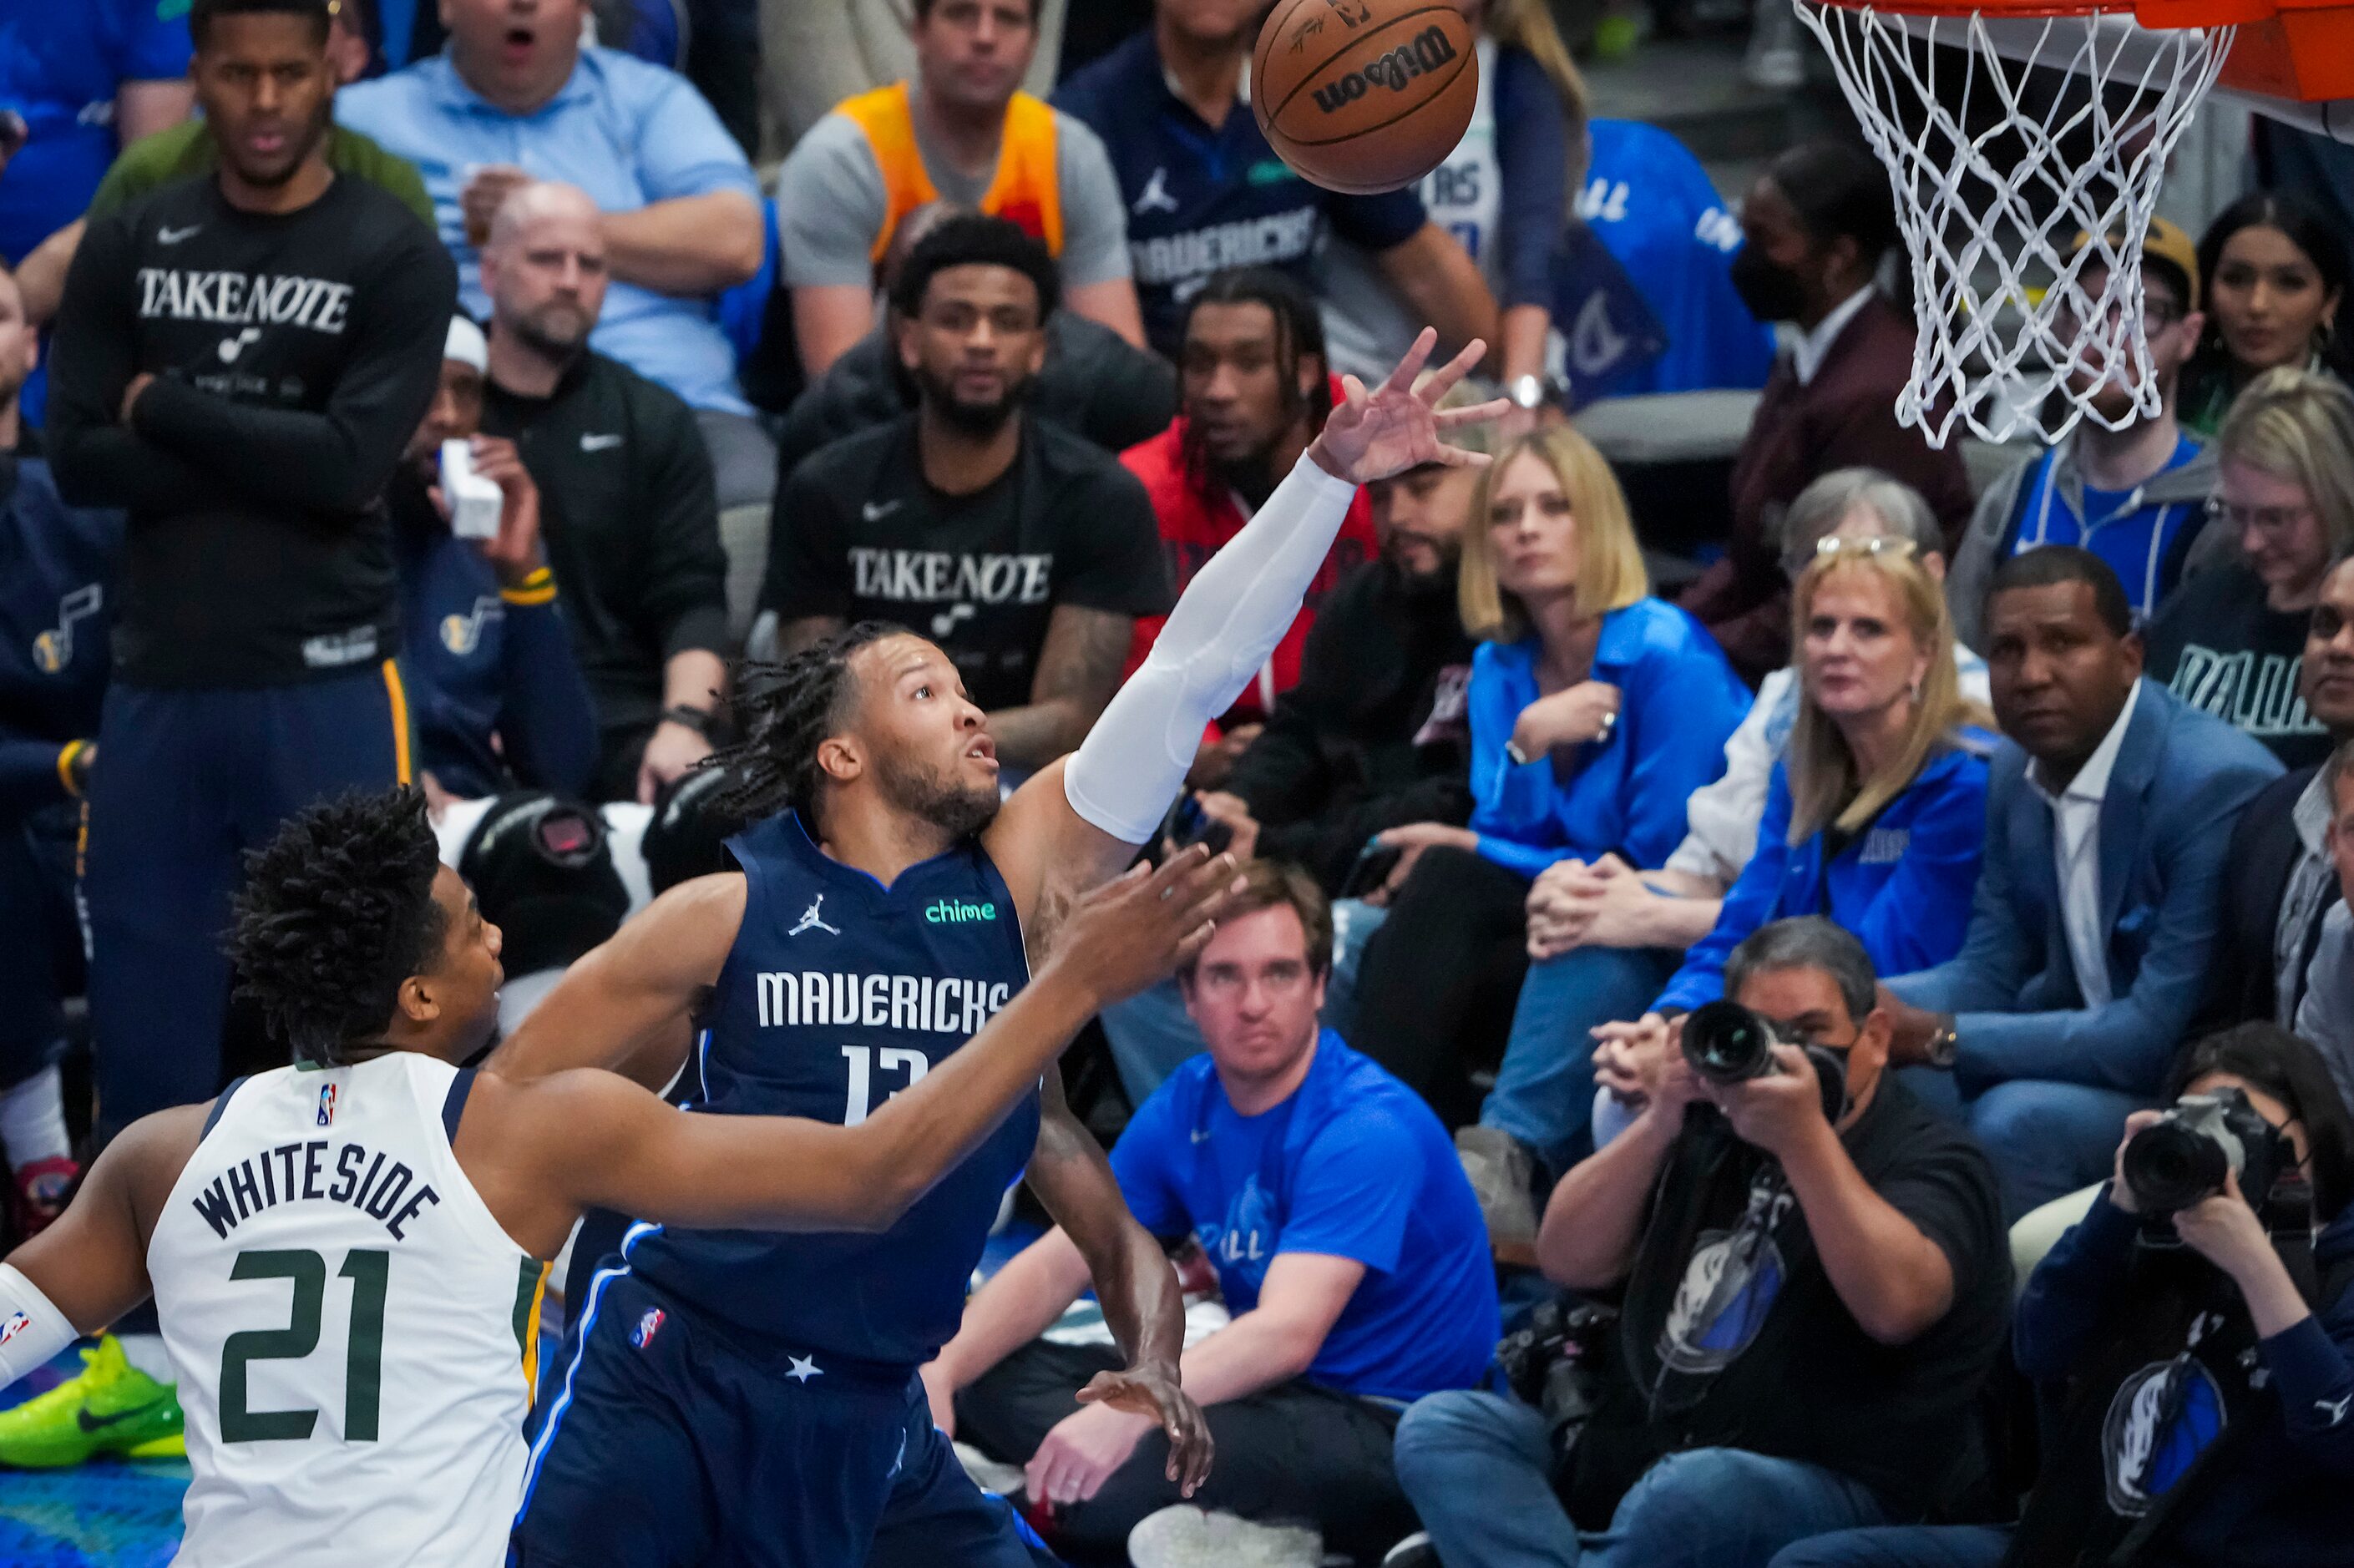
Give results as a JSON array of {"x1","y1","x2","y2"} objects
[
  {"x1": 0, "y1": 1311, "x2": 30, "y2": 1349},
  {"x1": 631, "y1": 1308, "x2": 666, "y2": 1349},
  {"x1": 316, "y1": 1083, "x2": 339, "y2": 1127}
]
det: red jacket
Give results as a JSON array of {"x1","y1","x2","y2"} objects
[{"x1": 1120, "y1": 395, "x2": 1379, "y2": 726}]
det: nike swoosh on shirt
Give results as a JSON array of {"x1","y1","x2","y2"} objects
[
  {"x1": 77, "y1": 1400, "x2": 166, "y2": 1434},
  {"x1": 863, "y1": 500, "x2": 902, "y2": 522},
  {"x1": 580, "y1": 432, "x2": 624, "y2": 452},
  {"x1": 157, "y1": 225, "x2": 201, "y2": 245}
]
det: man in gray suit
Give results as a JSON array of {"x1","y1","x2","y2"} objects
[{"x1": 1881, "y1": 546, "x2": 2282, "y2": 1218}]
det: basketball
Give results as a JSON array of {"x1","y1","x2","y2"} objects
[{"x1": 1252, "y1": 0, "x2": 1481, "y2": 195}]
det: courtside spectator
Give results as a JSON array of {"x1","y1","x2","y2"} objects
[
  {"x1": 764, "y1": 216, "x2": 1170, "y2": 775},
  {"x1": 1123, "y1": 270, "x2": 1380, "y2": 787},
  {"x1": 46, "y1": 0, "x2": 455, "y2": 1134},
  {"x1": 0, "y1": 262, "x2": 114, "y2": 1234},
  {"x1": 9, "y1": 0, "x2": 401, "y2": 331},
  {"x1": 1774, "y1": 1023, "x2": 2354, "y2": 1568},
  {"x1": 1879, "y1": 549, "x2": 2281, "y2": 1218},
  {"x1": 2212, "y1": 554, "x2": 2354, "y2": 1032},
  {"x1": 0, "y1": 2, "x2": 190, "y2": 267},
  {"x1": 334, "y1": 0, "x2": 776, "y2": 510},
  {"x1": 2297, "y1": 745, "x2": 2354, "y2": 1107},
  {"x1": 2181, "y1": 190, "x2": 2351, "y2": 436},
  {"x1": 1394, "y1": 918, "x2": 2010, "y2": 1568},
  {"x1": 1098, "y1": 378, "x2": 1491, "y2": 1106},
  {"x1": 1680, "y1": 140, "x2": 1974, "y2": 685},
  {"x1": 474, "y1": 183, "x2": 730, "y2": 805},
  {"x1": 762, "y1": 0, "x2": 1071, "y2": 143},
  {"x1": 777, "y1": 0, "x2": 1143, "y2": 378},
  {"x1": 1319, "y1": 0, "x2": 1586, "y2": 411},
  {"x1": 924, "y1": 863, "x2": 1496, "y2": 1565},
  {"x1": 396, "y1": 316, "x2": 597, "y2": 802},
  {"x1": 1485, "y1": 525, "x2": 1995, "y2": 1244},
  {"x1": 772, "y1": 200, "x2": 1177, "y2": 489},
  {"x1": 1573, "y1": 119, "x2": 1778, "y2": 400},
  {"x1": 2145, "y1": 367, "x2": 2354, "y2": 767},
  {"x1": 1459, "y1": 471, "x2": 1982, "y2": 1222},
  {"x1": 1344, "y1": 426, "x2": 1750, "y2": 1121},
  {"x1": 1052, "y1": 0, "x2": 1497, "y2": 362},
  {"x1": 1949, "y1": 222, "x2": 2218, "y2": 645}
]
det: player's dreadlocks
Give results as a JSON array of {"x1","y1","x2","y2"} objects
[
  {"x1": 225, "y1": 785, "x2": 447, "y2": 1066},
  {"x1": 703, "y1": 621, "x2": 907, "y2": 829}
]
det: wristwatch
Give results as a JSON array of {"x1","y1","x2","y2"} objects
[
  {"x1": 1924, "y1": 1013, "x2": 1960, "y2": 1069},
  {"x1": 661, "y1": 702, "x2": 717, "y2": 739},
  {"x1": 1506, "y1": 374, "x2": 1547, "y2": 412}
]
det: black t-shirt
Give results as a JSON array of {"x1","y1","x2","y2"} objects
[
  {"x1": 1572, "y1": 1075, "x2": 2012, "y2": 1523},
  {"x1": 2145, "y1": 563, "x2": 2328, "y2": 769},
  {"x1": 764, "y1": 413, "x2": 1172, "y2": 712},
  {"x1": 45, "y1": 173, "x2": 454, "y2": 687}
]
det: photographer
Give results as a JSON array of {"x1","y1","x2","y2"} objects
[
  {"x1": 1774, "y1": 1022, "x2": 2354, "y2": 1568},
  {"x1": 1391, "y1": 918, "x2": 2010, "y2": 1568}
]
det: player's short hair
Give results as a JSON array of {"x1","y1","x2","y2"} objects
[
  {"x1": 1176, "y1": 859, "x2": 1333, "y2": 983},
  {"x1": 887, "y1": 214, "x2": 1060, "y2": 323},
  {"x1": 705, "y1": 622, "x2": 910, "y2": 831},
  {"x1": 1768, "y1": 139, "x2": 1901, "y2": 269},
  {"x1": 1984, "y1": 544, "x2": 2134, "y2": 639},
  {"x1": 913, "y1": 0, "x2": 1040, "y2": 22},
  {"x1": 225, "y1": 787, "x2": 448, "y2": 1066},
  {"x1": 190, "y1": 0, "x2": 335, "y2": 48}
]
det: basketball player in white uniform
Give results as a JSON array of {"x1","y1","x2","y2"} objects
[{"x1": 0, "y1": 787, "x2": 1237, "y2": 1565}]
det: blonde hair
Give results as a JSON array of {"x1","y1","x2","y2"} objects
[
  {"x1": 1784, "y1": 549, "x2": 1992, "y2": 842},
  {"x1": 2216, "y1": 367, "x2": 2354, "y2": 559},
  {"x1": 1458, "y1": 427, "x2": 1648, "y2": 643},
  {"x1": 1483, "y1": 0, "x2": 1587, "y2": 124}
]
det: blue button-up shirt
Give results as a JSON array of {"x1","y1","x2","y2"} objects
[{"x1": 335, "y1": 48, "x2": 758, "y2": 414}]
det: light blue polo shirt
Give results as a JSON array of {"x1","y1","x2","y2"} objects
[{"x1": 335, "y1": 47, "x2": 759, "y2": 415}]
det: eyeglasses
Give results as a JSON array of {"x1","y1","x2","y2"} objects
[
  {"x1": 2206, "y1": 495, "x2": 2316, "y2": 535},
  {"x1": 1783, "y1": 533, "x2": 1918, "y2": 578}
]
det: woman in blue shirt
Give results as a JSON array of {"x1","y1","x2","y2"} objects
[
  {"x1": 1588, "y1": 535, "x2": 1996, "y2": 1139},
  {"x1": 1345, "y1": 426, "x2": 1750, "y2": 1120}
]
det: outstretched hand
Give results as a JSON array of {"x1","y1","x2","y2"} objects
[
  {"x1": 1076, "y1": 1362, "x2": 1214, "y2": 1497},
  {"x1": 1307, "y1": 329, "x2": 1511, "y2": 486},
  {"x1": 1047, "y1": 845, "x2": 1243, "y2": 1009}
]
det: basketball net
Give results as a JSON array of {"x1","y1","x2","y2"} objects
[{"x1": 1795, "y1": 3, "x2": 2232, "y2": 447}]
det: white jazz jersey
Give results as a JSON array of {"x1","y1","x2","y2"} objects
[{"x1": 146, "y1": 1053, "x2": 549, "y2": 1566}]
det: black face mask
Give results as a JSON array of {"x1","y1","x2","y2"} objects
[{"x1": 1729, "y1": 245, "x2": 1811, "y2": 326}]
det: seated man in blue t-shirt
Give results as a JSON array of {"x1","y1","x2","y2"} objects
[{"x1": 921, "y1": 859, "x2": 1498, "y2": 1565}]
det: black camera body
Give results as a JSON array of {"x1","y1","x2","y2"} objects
[
  {"x1": 2121, "y1": 1086, "x2": 2294, "y2": 1219},
  {"x1": 1680, "y1": 998, "x2": 1850, "y2": 1125}
]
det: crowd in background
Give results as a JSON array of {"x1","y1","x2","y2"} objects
[{"x1": 6, "y1": 0, "x2": 2354, "y2": 1563}]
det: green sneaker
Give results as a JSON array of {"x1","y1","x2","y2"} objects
[{"x1": 0, "y1": 1335, "x2": 185, "y2": 1468}]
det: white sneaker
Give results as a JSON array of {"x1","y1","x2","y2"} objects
[
  {"x1": 1127, "y1": 1505, "x2": 1322, "y2": 1568},
  {"x1": 951, "y1": 1440, "x2": 1026, "y2": 1497}
]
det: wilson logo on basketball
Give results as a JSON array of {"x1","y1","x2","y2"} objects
[{"x1": 1309, "y1": 25, "x2": 1458, "y2": 113}]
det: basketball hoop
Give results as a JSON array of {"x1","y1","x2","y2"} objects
[{"x1": 1795, "y1": 0, "x2": 2247, "y2": 447}]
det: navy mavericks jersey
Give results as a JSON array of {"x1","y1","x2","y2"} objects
[{"x1": 625, "y1": 812, "x2": 1040, "y2": 1366}]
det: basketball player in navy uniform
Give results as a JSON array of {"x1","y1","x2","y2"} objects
[{"x1": 499, "y1": 329, "x2": 1504, "y2": 1566}]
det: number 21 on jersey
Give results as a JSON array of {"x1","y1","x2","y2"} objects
[{"x1": 220, "y1": 1247, "x2": 388, "y2": 1443}]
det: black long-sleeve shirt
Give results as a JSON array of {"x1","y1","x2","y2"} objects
[
  {"x1": 480, "y1": 350, "x2": 730, "y2": 746},
  {"x1": 46, "y1": 173, "x2": 454, "y2": 688}
]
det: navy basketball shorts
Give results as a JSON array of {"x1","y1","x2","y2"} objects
[
  {"x1": 0, "y1": 803, "x2": 84, "y2": 1090},
  {"x1": 513, "y1": 1271, "x2": 1050, "y2": 1568}
]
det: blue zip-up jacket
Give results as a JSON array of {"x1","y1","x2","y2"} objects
[
  {"x1": 0, "y1": 453, "x2": 122, "y2": 817},
  {"x1": 2018, "y1": 1190, "x2": 2354, "y2": 1562},
  {"x1": 392, "y1": 480, "x2": 598, "y2": 800},
  {"x1": 1657, "y1": 731, "x2": 1995, "y2": 1013},
  {"x1": 1467, "y1": 598, "x2": 1750, "y2": 879}
]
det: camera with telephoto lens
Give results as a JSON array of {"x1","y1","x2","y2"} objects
[
  {"x1": 1681, "y1": 998, "x2": 1849, "y2": 1125},
  {"x1": 2120, "y1": 1087, "x2": 2292, "y2": 1219}
]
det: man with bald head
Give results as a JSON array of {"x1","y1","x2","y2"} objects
[{"x1": 477, "y1": 181, "x2": 731, "y2": 804}]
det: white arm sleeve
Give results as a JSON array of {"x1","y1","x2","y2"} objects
[
  {"x1": 0, "y1": 1264, "x2": 78, "y2": 1388},
  {"x1": 1064, "y1": 453, "x2": 1360, "y2": 845}
]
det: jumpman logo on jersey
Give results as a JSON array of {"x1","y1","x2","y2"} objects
[
  {"x1": 2319, "y1": 1391, "x2": 2354, "y2": 1428},
  {"x1": 32, "y1": 584, "x2": 103, "y2": 675},
  {"x1": 790, "y1": 894, "x2": 841, "y2": 938},
  {"x1": 1134, "y1": 167, "x2": 1180, "y2": 216}
]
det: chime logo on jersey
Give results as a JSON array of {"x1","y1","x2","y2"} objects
[
  {"x1": 631, "y1": 1308, "x2": 666, "y2": 1348},
  {"x1": 316, "y1": 1083, "x2": 338, "y2": 1127},
  {"x1": 0, "y1": 1311, "x2": 32, "y2": 1350}
]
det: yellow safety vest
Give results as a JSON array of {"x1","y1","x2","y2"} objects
[{"x1": 835, "y1": 80, "x2": 1066, "y2": 266}]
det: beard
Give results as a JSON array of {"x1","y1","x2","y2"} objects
[
  {"x1": 511, "y1": 301, "x2": 592, "y2": 362},
  {"x1": 874, "y1": 750, "x2": 1001, "y2": 841},
  {"x1": 222, "y1": 101, "x2": 334, "y2": 190},
  {"x1": 914, "y1": 361, "x2": 1032, "y2": 438}
]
